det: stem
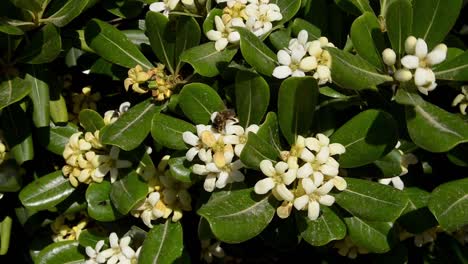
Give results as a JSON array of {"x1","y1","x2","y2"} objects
[{"x1": 0, "y1": 216, "x2": 12, "y2": 255}]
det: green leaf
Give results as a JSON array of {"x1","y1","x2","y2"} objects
[
  {"x1": 237, "y1": 27, "x2": 277, "y2": 76},
  {"x1": 198, "y1": 187, "x2": 277, "y2": 243},
  {"x1": 202, "y1": 8, "x2": 223, "y2": 34},
  {"x1": 335, "y1": 0, "x2": 373, "y2": 15},
  {"x1": 0, "y1": 23, "x2": 24, "y2": 35},
  {"x1": 101, "y1": 99, "x2": 160, "y2": 151},
  {"x1": 49, "y1": 95, "x2": 69, "y2": 123},
  {"x1": 330, "y1": 109, "x2": 398, "y2": 168},
  {"x1": 1, "y1": 104, "x2": 34, "y2": 164},
  {"x1": 278, "y1": 77, "x2": 318, "y2": 145},
  {"x1": 256, "y1": 112, "x2": 282, "y2": 154},
  {"x1": 371, "y1": 149, "x2": 404, "y2": 178},
  {"x1": 85, "y1": 19, "x2": 153, "y2": 70},
  {"x1": 290, "y1": 18, "x2": 321, "y2": 41},
  {"x1": 180, "y1": 43, "x2": 238, "y2": 77},
  {"x1": 411, "y1": 0, "x2": 462, "y2": 48},
  {"x1": 399, "y1": 187, "x2": 438, "y2": 233},
  {"x1": 334, "y1": 178, "x2": 408, "y2": 222},
  {"x1": 78, "y1": 109, "x2": 105, "y2": 132},
  {"x1": 327, "y1": 48, "x2": 392, "y2": 90},
  {"x1": 269, "y1": 28, "x2": 291, "y2": 50},
  {"x1": 102, "y1": 0, "x2": 143, "y2": 19},
  {"x1": 17, "y1": 23, "x2": 61, "y2": 64},
  {"x1": 138, "y1": 221, "x2": 184, "y2": 264},
  {"x1": 447, "y1": 144, "x2": 468, "y2": 167},
  {"x1": 178, "y1": 83, "x2": 225, "y2": 124},
  {"x1": 174, "y1": 16, "x2": 201, "y2": 73},
  {"x1": 36, "y1": 241, "x2": 84, "y2": 264},
  {"x1": 42, "y1": 0, "x2": 89, "y2": 27},
  {"x1": 110, "y1": 171, "x2": 148, "y2": 215},
  {"x1": 151, "y1": 113, "x2": 196, "y2": 150},
  {"x1": 385, "y1": 0, "x2": 412, "y2": 56},
  {"x1": 296, "y1": 207, "x2": 346, "y2": 246},
  {"x1": 350, "y1": 12, "x2": 385, "y2": 69},
  {"x1": 19, "y1": 171, "x2": 75, "y2": 211},
  {"x1": 168, "y1": 156, "x2": 193, "y2": 183},
  {"x1": 0, "y1": 76, "x2": 31, "y2": 111},
  {"x1": 433, "y1": 50, "x2": 468, "y2": 81},
  {"x1": 78, "y1": 229, "x2": 108, "y2": 248},
  {"x1": 272, "y1": 0, "x2": 301, "y2": 23},
  {"x1": 41, "y1": 123, "x2": 79, "y2": 155},
  {"x1": 240, "y1": 132, "x2": 279, "y2": 169},
  {"x1": 344, "y1": 217, "x2": 395, "y2": 253},
  {"x1": 26, "y1": 66, "x2": 50, "y2": 128},
  {"x1": 122, "y1": 30, "x2": 150, "y2": 47},
  {"x1": 86, "y1": 182, "x2": 122, "y2": 222},
  {"x1": 8, "y1": 0, "x2": 42, "y2": 12},
  {"x1": 120, "y1": 145, "x2": 156, "y2": 179},
  {"x1": 428, "y1": 178, "x2": 468, "y2": 231},
  {"x1": 399, "y1": 91, "x2": 468, "y2": 152},
  {"x1": 235, "y1": 71, "x2": 270, "y2": 127}
]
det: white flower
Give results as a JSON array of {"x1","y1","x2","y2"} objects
[
  {"x1": 149, "y1": 0, "x2": 180, "y2": 17},
  {"x1": 182, "y1": 125, "x2": 215, "y2": 161},
  {"x1": 272, "y1": 45, "x2": 316, "y2": 79},
  {"x1": 452, "y1": 86, "x2": 468, "y2": 115},
  {"x1": 216, "y1": 0, "x2": 247, "y2": 8},
  {"x1": 382, "y1": 48, "x2": 396, "y2": 66},
  {"x1": 104, "y1": 146, "x2": 132, "y2": 183},
  {"x1": 206, "y1": 16, "x2": 244, "y2": 51},
  {"x1": 378, "y1": 176, "x2": 405, "y2": 190},
  {"x1": 378, "y1": 142, "x2": 418, "y2": 190},
  {"x1": 313, "y1": 65, "x2": 332, "y2": 85},
  {"x1": 92, "y1": 233, "x2": 138, "y2": 264},
  {"x1": 104, "y1": 102, "x2": 131, "y2": 125},
  {"x1": 245, "y1": 3, "x2": 282, "y2": 36},
  {"x1": 400, "y1": 37, "x2": 447, "y2": 95},
  {"x1": 254, "y1": 160, "x2": 296, "y2": 201},
  {"x1": 293, "y1": 180, "x2": 335, "y2": 220},
  {"x1": 85, "y1": 240, "x2": 105, "y2": 264},
  {"x1": 223, "y1": 123, "x2": 259, "y2": 156}
]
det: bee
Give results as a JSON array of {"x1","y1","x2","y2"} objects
[{"x1": 212, "y1": 109, "x2": 238, "y2": 133}]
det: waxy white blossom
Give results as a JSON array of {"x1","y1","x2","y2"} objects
[
  {"x1": 149, "y1": 0, "x2": 179, "y2": 17},
  {"x1": 255, "y1": 160, "x2": 296, "y2": 201},
  {"x1": 452, "y1": 86, "x2": 468, "y2": 115},
  {"x1": 182, "y1": 125, "x2": 216, "y2": 161},
  {"x1": 86, "y1": 232, "x2": 141, "y2": 264},
  {"x1": 244, "y1": 3, "x2": 282, "y2": 36},
  {"x1": 294, "y1": 180, "x2": 335, "y2": 220},
  {"x1": 206, "y1": 16, "x2": 245, "y2": 51},
  {"x1": 223, "y1": 123, "x2": 259, "y2": 156},
  {"x1": 104, "y1": 102, "x2": 131, "y2": 125},
  {"x1": 378, "y1": 141, "x2": 418, "y2": 190}
]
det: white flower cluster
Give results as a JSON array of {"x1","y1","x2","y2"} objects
[
  {"x1": 382, "y1": 36, "x2": 447, "y2": 95},
  {"x1": 207, "y1": 0, "x2": 283, "y2": 51},
  {"x1": 452, "y1": 85, "x2": 468, "y2": 115},
  {"x1": 272, "y1": 30, "x2": 334, "y2": 85},
  {"x1": 103, "y1": 102, "x2": 131, "y2": 125},
  {"x1": 149, "y1": 0, "x2": 201, "y2": 17},
  {"x1": 131, "y1": 156, "x2": 192, "y2": 227},
  {"x1": 85, "y1": 232, "x2": 141, "y2": 264},
  {"x1": 62, "y1": 132, "x2": 132, "y2": 187},
  {"x1": 378, "y1": 141, "x2": 418, "y2": 190},
  {"x1": 183, "y1": 111, "x2": 258, "y2": 192},
  {"x1": 254, "y1": 134, "x2": 346, "y2": 221}
]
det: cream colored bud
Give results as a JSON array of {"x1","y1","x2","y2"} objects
[
  {"x1": 394, "y1": 69, "x2": 413, "y2": 82},
  {"x1": 382, "y1": 48, "x2": 396, "y2": 66},
  {"x1": 405, "y1": 36, "x2": 417, "y2": 54}
]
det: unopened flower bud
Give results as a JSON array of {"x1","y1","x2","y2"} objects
[
  {"x1": 394, "y1": 69, "x2": 413, "y2": 82},
  {"x1": 405, "y1": 36, "x2": 417, "y2": 54},
  {"x1": 382, "y1": 48, "x2": 396, "y2": 66}
]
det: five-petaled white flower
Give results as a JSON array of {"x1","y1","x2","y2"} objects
[
  {"x1": 255, "y1": 160, "x2": 296, "y2": 201},
  {"x1": 206, "y1": 16, "x2": 245, "y2": 51},
  {"x1": 293, "y1": 180, "x2": 335, "y2": 220},
  {"x1": 149, "y1": 0, "x2": 179, "y2": 17}
]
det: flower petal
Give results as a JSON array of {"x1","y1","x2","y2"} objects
[
  {"x1": 401, "y1": 55, "x2": 420, "y2": 69},
  {"x1": 254, "y1": 178, "x2": 275, "y2": 194},
  {"x1": 272, "y1": 66, "x2": 292, "y2": 79},
  {"x1": 293, "y1": 195, "x2": 309, "y2": 210},
  {"x1": 307, "y1": 200, "x2": 320, "y2": 220}
]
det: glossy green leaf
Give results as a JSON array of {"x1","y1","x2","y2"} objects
[
  {"x1": 335, "y1": 0, "x2": 373, "y2": 15},
  {"x1": 447, "y1": 144, "x2": 468, "y2": 167},
  {"x1": 168, "y1": 156, "x2": 193, "y2": 183},
  {"x1": 17, "y1": 23, "x2": 61, "y2": 64},
  {"x1": 78, "y1": 229, "x2": 108, "y2": 248},
  {"x1": 278, "y1": 77, "x2": 318, "y2": 145},
  {"x1": 42, "y1": 0, "x2": 89, "y2": 27},
  {"x1": 327, "y1": 48, "x2": 392, "y2": 90},
  {"x1": 240, "y1": 132, "x2": 279, "y2": 169},
  {"x1": 174, "y1": 16, "x2": 201, "y2": 72},
  {"x1": 202, "y1": 8, "x2": 223, "y2": 34},
  {"x1": 26, "y1": 66, "x2": 50, "y2": 128},
  {"x1": 399, "y1": 188, "x2": 438, "y2": 233},
  {"x1": 110, "y1": 171, "x2": 148, "y2": 215},
  {"x1": 334, "y1": 178, "x2": 408, "y2": 222},
  {"x1": 1, "y1": 104, "x2": 34, "y2": 164},
  {"x1": 433, "y1": 50, "x2": 468, "y2": 81},
  {"x1": 42, "y1": 123, "x2": 79, "y2": 155},
  {"x1": 49, "y1": 95, "x2": 69, "y2": 124},
  {"x1": 428, "y1": 178, "x2": 468, "y2": 231},
  {"x1": 256, "y1": 112, "x2": 282, "y2": 154},
  {"x1": 86, "y1": 182, "x2": 122, "y2": 222},
  {"x1": 102, "y1": 0, "x2": 143, "y2": 18},
  {"x1": 344, "y1": 217, "x2": 395, "y2": 253},
  {"x1": 198, "y1": 187, "x2": 277, "y2": 243},
  {"x1": 85, "y1": 19, "x2": 153, "y2": 70},
  {"x1": 8, "y1": 0, "x2": 42, "y2": 12},
  {"x1": 269, "y1": 28, "x2": 291, "y2": 50},
  {"x1": 78, "y1": 109, "x2": 105, "y2": 132},
  {"x1": 19, "y1": 171, "x2": 75, "y2": 211},
  {"x1": 235, "y1": 71, "x2": 270, "y2": 127},
  {"x1": 290, "y1": 18, "x2": 321, "y2": 40},
  {"x1": 139, "y1": 221, "x2": 183, "y2": 264},
  {"x1": 399, "y1": 91, "x2": 468, "y2": 152},
  {"x1": 151, "y1": 113, "x2": 195, "y2": 150},
  {"x1": 0, "y1": 23, "x2": 24, "y2": 35},
  {"x1": 101, "y1": 99, "x2": 160, "y2": 151},
  {"x1": 237, "y1": 27, "x2": 277, "y2": 76},
  {"x1": 371, "y1": 149, "x2": 404, "y2": 178},
  {"x1": 178, "y1": 83, "x2": 225, "y2": 124},
  {"x1": 296, "y1": 207, "x2": 346, "y2": 246},
  {"x1": 411, "y1": 0, "x2": 462, "y2": 48},
  {"x1": 350, "y1": 12, "x2": 385, "y2": 69},
  {"x1": 0, "y1": 76, "x2": 31, "y2": 111},
  {"x1": 272, "y1": 0, "x2": 301, "y2": 23},
  {"x1": 385, "y1": 0, "x2": 412, "y2": 56},
  {"x1": 330, "y1": 109, "x2": 398, "y2": 168},
  {"x1": 120, "y1": 145, "x2": 156, "y2": 179},
  {"x1": 36, "y1": 241, "x2": 84, "y2": 264},
  {"x1": 180, "y1": 43, "x2": 238, "y2": 77},
  {"x1": 122, "y1": 30, "x2": 150, "y2": 48}
]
